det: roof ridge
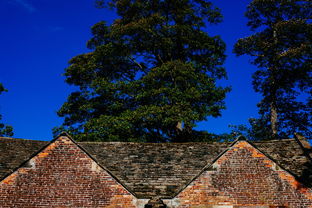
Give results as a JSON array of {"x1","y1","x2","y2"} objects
[
  {"x1": 253, "y1": 138, "x2": 298, "y2": 143},
  {"x1": 78, "y1": 141, "x2": 227, "y2": 144},
  {"x1": 1, "y1": 134, "x2": 305, "y2": 144},
  {"x1": 0, "y1": 137, "x2": 47, "y2": 142}
]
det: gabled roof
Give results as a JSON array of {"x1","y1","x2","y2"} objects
[{"x1": 0, "y1": 136, "x2": 311, "y2": 198}]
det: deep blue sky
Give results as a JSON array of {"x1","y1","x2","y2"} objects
[{"x1": 0, "y1": 0, "x2": 261, "y2": 141}]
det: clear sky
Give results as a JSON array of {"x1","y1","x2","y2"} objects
[{"x1": 0, "y1": 0, "x2": 261, "y2": 141}]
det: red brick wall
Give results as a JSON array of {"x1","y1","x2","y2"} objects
[
  {"x1": 0, "y1": 136, "x2": 136, "y2": 208},
  {"x1": 173, "y1": 141, "x2": 312, "y2": 208}
]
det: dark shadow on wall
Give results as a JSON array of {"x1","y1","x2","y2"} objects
[{"x1": 299, "y1": 159, "x2": 312, "y2": 188}]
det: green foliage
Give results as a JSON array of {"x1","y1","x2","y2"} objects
[
  {"x1": 55, "y1": 0, "x2": 229, "y2": 142},
  {"x1": 229, "y1": 118, "x2": 272, "y2": 141},
  {"x1": 0, "y1": 83, "x2": 13, "y2": 137},
  {"x1": 0, "y1": 83, "x2": 5, "y2": 93},
  {"x1": 234, "y1": 0, "x2": 312, "y2": 139}
]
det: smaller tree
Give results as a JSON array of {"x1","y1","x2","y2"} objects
[
  {"x1": 0, "y1": 83, "x2": 13, "y2": 137},
  {"x1": 229, "y1": 118, "x2": 273, "y2": 141},
  {"x1": 234, "y1": 0, "x2": 312, "y2": 139}
]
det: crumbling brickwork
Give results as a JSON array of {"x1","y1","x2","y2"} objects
[
  {"x1": 171, "y1": 141, "x2": 312, "y2": 208},
  {"x1": 0, "y1": 136, "x2": 136, "y2": 208}
]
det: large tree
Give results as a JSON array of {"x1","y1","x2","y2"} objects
[
  {"x1": 55, "y1": 0, "x2": 229, "y2": 142},
  {"x1": 234, "y1": 0, "x2": 311, "y2": 139},
  {"x1": 0, "y1": 83, "x2": 13, "y2": 137}
]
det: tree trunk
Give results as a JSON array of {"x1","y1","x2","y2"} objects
[
  {"x1": 270, "y1": 29, "x2": 278, "y2": 139},
  {"x1": 176, "y1": 121, "x2": 183, "y2": 131},
  {"x1": 270, "y1": 101, "x2": 278, "y2": 138}
]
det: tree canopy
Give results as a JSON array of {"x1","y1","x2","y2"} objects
[
  {"x1": 55, "y1": 0, "x2": 229, "y2": 142},
  {"x1": 234, "y1": 0, "x2": 312, "y2": 139},
  {"x1": 0, "y1": 83, "x2": 13, "y2": 137}
]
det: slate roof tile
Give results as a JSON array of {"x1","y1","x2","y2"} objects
[{"x1": 0, "y1": 137, "x2": 48, "y2": 179}]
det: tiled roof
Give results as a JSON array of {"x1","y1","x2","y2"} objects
[
  {"x1": 80, "y1": 141, "x2": 229, "y2": 198},
  {"x1": 255, "y1": 139, "x2": 312, "y2": 186},
  {"x1": 0, "y1": 136, "x2": 311, "y2": 198},
  {"x1": 0, "y1": 137, "x2": 48, "y2": 179}
]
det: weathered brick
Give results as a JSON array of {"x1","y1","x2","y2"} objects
[
  {"x1": 172, "y1": 141, "x2": 312, "y2": 208},
  {"x1": 0, "y1": 136, "x2": 136, "y2": 208}
]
